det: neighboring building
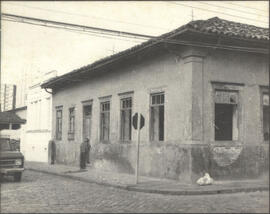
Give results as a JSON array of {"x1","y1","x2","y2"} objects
[
  {"x1": 1, "y1": 78, "x2": 28, "y2": 154},
  {"x1": 5, "y1": 106, "x2": 27, "y2": 154},
  {"x1": 0, "y1": 84, "x2": 16, "y2": 112},
  {"x1": 41, "y1": 17, "x2": 269, "y2": 182},
  {"x1": 16, "y1": 69, "x2": 29, "y2": 109},
  {"x1": 24, "y1": 70, "x2": 57, "y2": 162},
  {"x1": 0, "y1": 111, "x2": 26, "y2": 132},
  {"x1": 0, "y1": 110, "x2": 26, "y2": 151}
]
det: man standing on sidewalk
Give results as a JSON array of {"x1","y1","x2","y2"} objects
[
  {"x1": 85, "y1": 138, "x2": 91, "y2": 164},
  {"x1": 80, "y1": 138, "x2": 88, "y2": 169}
]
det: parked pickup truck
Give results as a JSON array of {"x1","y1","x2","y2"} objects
[{"x1": 0, "y1": 137, "x2": 24, "y2": 182}]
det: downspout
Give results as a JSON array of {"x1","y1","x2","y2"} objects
[{"x1": 44, "y1": 87, "x2": 53, "y2": 95}]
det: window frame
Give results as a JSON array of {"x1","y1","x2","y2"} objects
[
  {"x1": 55, "y1": 106, "x2": 63, "y2": 140},
  {"x1": 68, "y1": 107, "x2": 75, "y2": 140},
  {"x1": 260, "y1": 86, "x2": 269, "y2": 143},
  {"x1": 119, "y1": 96, "x2": 133, "y2": 142},
  {"x1": 149, "y1": 92, "x2": 165, "y2": 142},
  {"x1": 99, "y1": 96, "x2": 111, "y2": 143},
  {"x1": 81, "y1": 99, "x2": 93, "y2": 141},
  {"x1": 211, "y1": 82, "x2": 243, "y2": 144}
]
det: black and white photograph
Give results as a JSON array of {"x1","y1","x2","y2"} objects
[{"x1": 0, "y1": 1, "x2": 269, "y2": 213}]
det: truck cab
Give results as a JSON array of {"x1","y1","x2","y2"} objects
[{"x1": 0, "y1": 137, "x2": 24, "y2": 182}]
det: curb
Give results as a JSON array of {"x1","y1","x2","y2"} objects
[
  {"x1": 26, "y1": 168, "x2": 128, "y2": 190},
  {"x1": 26, "y1": 168, "x2": 269, "y2": 196},
  {"x1": 126, "y1": 186, "x2": 269, "y2": 196}
]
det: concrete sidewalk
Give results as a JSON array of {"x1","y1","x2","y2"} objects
[{"x1": 25, "y1": 161, "x2": 269, "y2": 195}]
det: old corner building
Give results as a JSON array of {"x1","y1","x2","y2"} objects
[{"x1": 41, "y1": 17, "x2": 269, "y2": 183}]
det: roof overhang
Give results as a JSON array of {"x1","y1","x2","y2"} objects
[
  {"x1": 0, "y1": 112, "x2": 26, "y2": 124},
  {"x1": 41, "y1": 19, "x2": 269, "y2": 91}
]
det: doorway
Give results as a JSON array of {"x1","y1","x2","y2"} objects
[{"x1": 83, "y1": 104, "x2": 92, "y2": 141}]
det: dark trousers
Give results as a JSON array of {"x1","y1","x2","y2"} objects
[
  {"x1": 51, "y1": 156, "x2": 55, "y2": 165},
  {"x1": 86, "y1": 150, "x2": 90, "y2": 163},
  {"x1": 51, "y1": 151, "x2": 56, "y2": 164},
  {"x1": 80, "y1": 152, "x2": 86, "y2": 169}
]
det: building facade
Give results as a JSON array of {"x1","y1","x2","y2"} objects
[
  {"x1": 0, "y1": 84, "x2": 16, "y2": 112},
  {"x1": 24, "y1": 71, "x2": 56, "y2": 162},
  {"x1": 42, "y1": 17, "x2": 269, "y2": 182}
]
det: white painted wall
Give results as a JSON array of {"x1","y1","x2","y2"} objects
[{"x1": 24, "y1": 71, "x2": 56, "y2": 162}]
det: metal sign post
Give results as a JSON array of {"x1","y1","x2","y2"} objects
[
  {"x1": 132, "y1": 112, "x2": 145, "y2": 184},
  {"x1": 135, "y1": 112, "x2": 141, "y2": 184}
]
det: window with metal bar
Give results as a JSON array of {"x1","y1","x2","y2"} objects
[
  {"x1": 262, "y1": 93, "x2": 269, "y2": 141},
  {"x1": 56, "y1": 108, "x2": 62, "y2": 140},
  {"x1": 100, "y1": 101, "x2": 110, "y2": 142},
  {"x1": 150, "y1": 93, "x2": 164, "y2": 141},
  {"x1": 120, "y1": 97, "x2": 132, "y2": 141},
  {"x1": 68, "y1": 107, "x2": 75, "y2": 140}
]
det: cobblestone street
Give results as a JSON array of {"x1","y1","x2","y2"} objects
[{"x1": 1, "y1": 170, "x2": 269, "y2": 213}]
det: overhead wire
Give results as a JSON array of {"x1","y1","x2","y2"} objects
[
  {"x1": 1, "y1": 13, "x2": 154, "y2": 40},
  {"x1": 3, "y1": 2, "x2": 170, "y2": 31},
  {"x1": 225, "y1": 2, "x2": 268, "y2": 12},
  {"x1": 1, "y1": 14, "x2": 268, "y2": 56},
  {"x1": 197, "y1": 1, "x2": 268, "y2": 17},
  {"x1": 1, "y1": 17, "x2": 145, "y2": 44},
  {"x1": 167, "y1": 2, "x2": 268, "y2": 24}
]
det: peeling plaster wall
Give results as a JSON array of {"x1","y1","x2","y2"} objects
[
  {"x1": 52, "y1": 49, "x2": 194, "y2": 181},
  {"x1": 203, "y1": 49, "x2": 268, "y2": 144},
  {"x1": 51, "y1": 46, "x2": 268, "y2": 182},
  {"x1": 190, "y1": 48, "x2": 269, "y2": 181},
  {"x1": 191, "y1": 144, "x2": 269, "y2": 181}
]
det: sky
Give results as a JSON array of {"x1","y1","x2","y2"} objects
[{"x1": 1, "y1": 1, "x2": 269, "y2": 88}]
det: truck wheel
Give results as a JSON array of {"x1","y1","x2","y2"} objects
[{"x1": 14, "y1": 173, "x2": 22, "y2": 182}]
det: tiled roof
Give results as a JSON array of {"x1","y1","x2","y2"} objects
[
  {"x1": 187, "y1": 17, "x2": 269, "y2": 41},
  {"x1": 41, "y1": 17, "x2": 269, "y2": 89},
  {"x1": 0, "y1": 112, "x2": 26, "y2": 124}
]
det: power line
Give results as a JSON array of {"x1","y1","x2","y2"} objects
[
  {"x1": 168, "y1": 2, "x2": 268, "y2": 24},
  {"x1": 198, "y1": 1, "x2": 268, "y2": 18},
  {"x1": 4, "y1": 2, "x2": 170, "y2": 31},
  {"x1": 1, "y1": 13, "x2": 268, "y2": 55},
  {"x1": 1, "y1": 13, "x2": 155, "y2": 40},
  {"x1": 2, "y1": 16, "x2": 144, "y2": 44},
  {"x1": 225, "y1": 2, "x2": 268, "y2": 12},
  {"x1": 63, "y1": 27, "x2": 144, "y2": 44}
]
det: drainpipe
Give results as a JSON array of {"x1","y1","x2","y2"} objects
[{"x1": 44, "y1": 88, "x2": 53, "y2": 95}]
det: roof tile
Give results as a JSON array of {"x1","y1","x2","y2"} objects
[{"x1": 188, "y1": 17, "x2": 268, "y2": 40}]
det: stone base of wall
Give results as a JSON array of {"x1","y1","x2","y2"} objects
[
  {"x1": 191, "y1": 144, "x2": 269, "y2": 182},
  {"x1": 55, "y1": 140, "x2": 269, "y2": 183},
  {"x1": 55, "y1": 141, "x2": 80, "y2": 166}
]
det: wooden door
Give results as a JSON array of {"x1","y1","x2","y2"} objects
[{"x1": 83, "y1": 105, "x2": 92, "y2": 140}]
